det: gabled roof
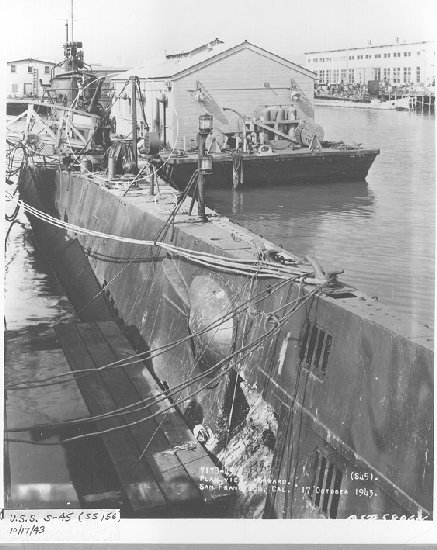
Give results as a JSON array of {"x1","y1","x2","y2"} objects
[
  {"x1": 112, "y1": 41, "x2": 315, "y2": 82},
  {"x1": 8, "y1": 58, "x2": 56, "y2": 65},
  {"x1": 166, "y1": 38, "x2": 224, "y2": 59}
]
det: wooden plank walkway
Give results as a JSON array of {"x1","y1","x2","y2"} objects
[{"x1": 55, "y1": 320, "x2": 230, "y2": 516}]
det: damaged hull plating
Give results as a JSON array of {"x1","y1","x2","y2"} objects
[{"x1": 18, "y1": 164, "x2": 433, "y2": 519}]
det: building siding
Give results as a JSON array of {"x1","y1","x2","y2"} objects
[
  {"x1": 172, "y1": 48, "x2": 314, "y2": 149},
  {"x1": 112, "y1": 79, "x2": 171, "y2": 139},
  {"x1": 112, "y1": 46, "x2": 314, "y2": 149}
]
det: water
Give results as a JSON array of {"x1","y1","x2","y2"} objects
[
  {"x1": 4, "y1": 217, "x2": 87, "y2": 508},
  {"x1": 207, "y1": 107, "x2": 435, "y2": 328}
]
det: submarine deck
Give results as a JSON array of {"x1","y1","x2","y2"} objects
[{"x1": 81, "y1": 169, "x2": 432, "y2": 351}]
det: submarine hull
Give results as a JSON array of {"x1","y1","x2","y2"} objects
[{"x1": 18, "y1": 164, "x2": 433, "y2": 519}]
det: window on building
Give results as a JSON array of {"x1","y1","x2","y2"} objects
[
  {"x1": 417, "y1": 51, "x2": 421, "y2": 56},
  {"x1": 394, "y1": 52, "x2": 401, "y2": 58},
  {"x1": 45, "y1": 65, "x2": 50, "y2": 74},
  {"x1": 333, "y1": 69, "x2": 339, "y2": 83},
  {"x1": 10, "y1": 64, "x2": 16, "y2": 73},
  {"x1": 313, "y1": 58, "x2": 318, "y2": 62},
  {"x1": 326, "y1": 57, "x2": 331, "y2": 62},
  {"x1": 384, "y1": 53, "x2": 391, "y2": 58},
  {"x1": 341, "y1": 69, "x2": 347, "y2": 82},
  {"x1": 319, "y1": 70, "x2": 325, "y2": 82},
  {"x1": 365, "y1": 54, "x2": 371, "y2": 59},
  {"x1": 349, "y1": 55, "x2": 354, "y2": 60},
  {"x1": 383, "y1": 67, "x2": 391, "y2": 81},
  {"x1": 357, "y1": 55, "x2": 363, "y2": 59},
  {"x1": 326, "y1": 69, "x2": 331, "y2": 83},
  {"x1": 320, "y1": 58, "x2": 325, "y2": 62},
  {"x1": 403, "y1": 52, "x2": 411, "y2": 57},
  {"x1": 403, "y1": 66, "x2": 411, "y2": 83},
  {"x1": 375, "y1": 68, "x2": 381, "y2": 80},
  {"x1": 348, "y1": 69, "x2": 354, "y2": 83},
  {"x1": 27, "y1": 66, "x2": 33, "y2": 73},
  {"x1": 375, "y1": 54, "x2": 381, "y2": 58},
  {"x1": 416, "y1": 66, "x2": 421, "y2": 83},
  {"x1": 393, "y1": 67, "x2": 401, "y2": 83}
]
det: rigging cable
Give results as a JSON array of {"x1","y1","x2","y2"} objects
[
  {"x1": 5, "y1": 194, "x2": 316, "y2": 281},
  {"x1": 6, "y1": 276, "x2": 295, "y2": 391},
  {"x1": 5, "y1": 281, "x2": 327, "y2": 445}
]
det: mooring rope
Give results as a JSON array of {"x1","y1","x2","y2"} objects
[{"x1": 6, "y1": 192, "x2": 318, "y2": 282}]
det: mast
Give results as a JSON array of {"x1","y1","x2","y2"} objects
[
  {"x1": 131, "y1": 77, "x2": 138, "y2": 169},
  {"x1": 70, "y1": 0, "x2": 74, "y2": 42}
]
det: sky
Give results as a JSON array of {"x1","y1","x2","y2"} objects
[{"x1": 1, "y1": 0, "x2": 437, "y2": 68}]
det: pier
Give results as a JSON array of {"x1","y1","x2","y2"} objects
[
  {"x1": 409, "y1": 92, "x2": 435, "y2": 113},
  {"x1": 5, "y1": 320, "x2": 232, "y2": 516}
]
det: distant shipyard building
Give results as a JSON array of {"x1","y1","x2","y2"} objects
[
  {"x1": 111, "y1": 39, "x2": 315, "y2": 148},
  {"x1": 305, "y1": 40, "x2": 435, "y2": 86},
  {"x1": 7, "y1": 58, "x2": 56, "y2": 98}
]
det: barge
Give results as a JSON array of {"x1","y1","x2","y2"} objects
[
  {"x1": 160, "y1": 145, "x2": 380, "y2": 189},
  {"x1": 158, "y1": 108, "x2": 379, "y2": 189}
]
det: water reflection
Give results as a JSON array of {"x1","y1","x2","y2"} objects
[{"x1": 225, "y1": 180, "x2": 373, "y2": 220}]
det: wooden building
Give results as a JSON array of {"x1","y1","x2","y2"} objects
[{"x1": 111, "y1": 40, "x2": 315, "y2": 149}]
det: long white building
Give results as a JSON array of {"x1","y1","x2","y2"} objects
[{"x1": 305, "y1": 40, "x2": 435, "y2": 87}]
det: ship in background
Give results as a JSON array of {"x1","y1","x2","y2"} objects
[{"x1": 5, "y1": 15, "x2": 433, "y2": 519}]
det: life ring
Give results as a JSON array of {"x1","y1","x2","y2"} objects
[{"x1": 257, "y1": 144, "x2": 273, "y2": 155}]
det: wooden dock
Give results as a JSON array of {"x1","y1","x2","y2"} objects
[{"x1": 55, "y1": 320, "x2": 232, "y2": 517}]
